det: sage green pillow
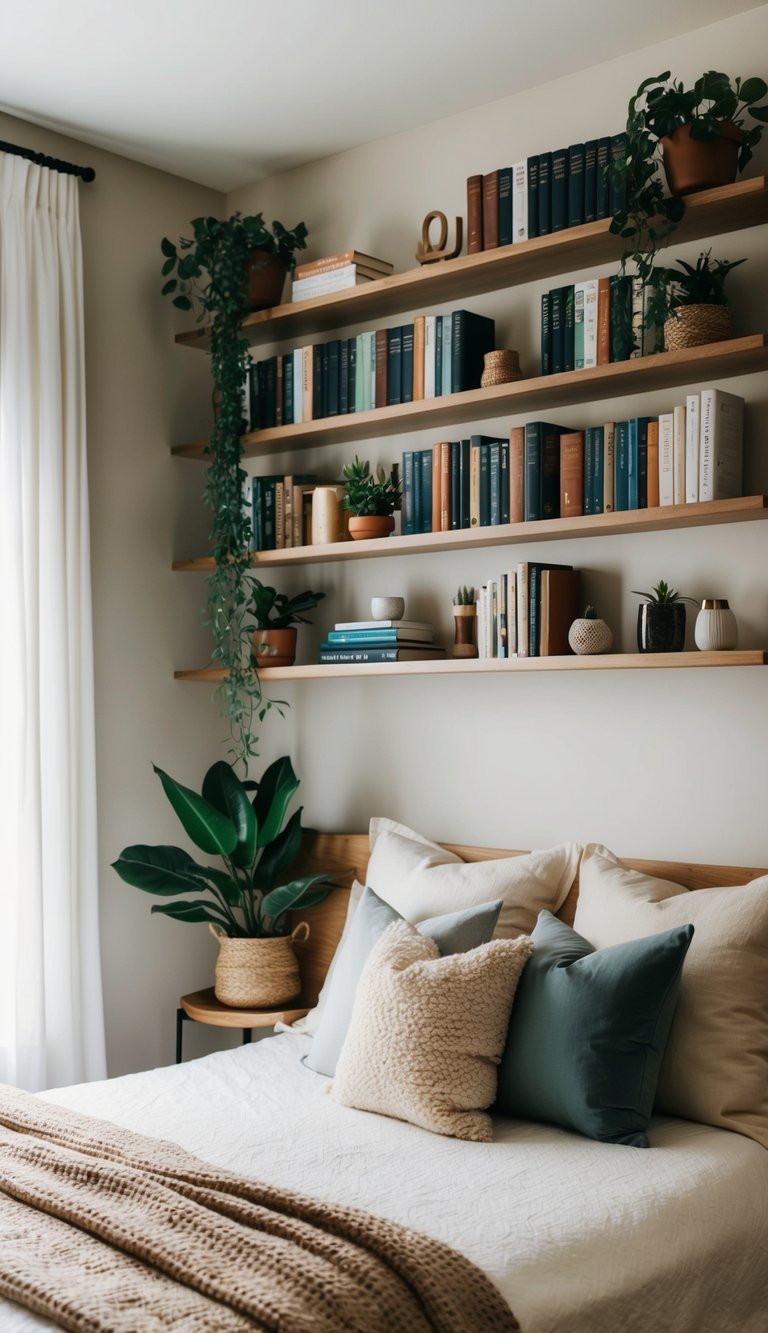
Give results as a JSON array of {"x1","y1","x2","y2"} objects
[{"x1": 495, "y1": 911, "x2": 693, "y2": 1147}]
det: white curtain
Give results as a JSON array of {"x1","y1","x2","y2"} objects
[{"x1": 0, "y1": 153, "x2": 106, "y2": 1090}]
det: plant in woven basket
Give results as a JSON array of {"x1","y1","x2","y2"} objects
[
  {"x1": 341, "y1": 456, "x2": 400, "y2": 516},
  {"x1": 112, "y1": 755, "x2": 334, "y2": 937}
]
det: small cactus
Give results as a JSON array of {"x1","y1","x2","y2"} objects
[{"x1": 454, "y1": 586, "x2": 476, "y2": 605}]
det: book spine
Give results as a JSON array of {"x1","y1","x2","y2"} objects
[
  {"x1": 439, "y1": 440, "x2": 451, "y2": 531},
  {"x1": 574, "y1": 283, "x2": 586, "y2": 370},
  {"x1": 469, "y1": 440, "x2": 481, "y2": 527},
  {"x1": 318, "y1": 648, "x2": 433, "y2": 664},
  {"x1": 251, "y1": 477, "x2": 262, "y2": 551},
  {"x1": 593, "y1": 426, "x2": 605, "y2": 514},
  {"x1": 673, "y1": 403, "x2": 687, "y2": 505},
  {"x1": 512, "y1": 160, "x2": 528, "y2": 242},
  {"x1": 441, "y1": 314, "x2": 452, "y2": 395},
  {"x1": 627, "y1": 418, "x2": 639, "y2": 511},
  {"x1": 302, "y1": 347, "x2": 314, "y2": 421},
  {"x1": 478, "y1": 440, "x2": 491, "y2": 526},
  {"x1": 467, "y1": 174, "x2": 484, "y2": 253},
  {"x1": 685, "y1": 394, "x2": 700, "y2": 503},
  {"x1": 584, "y1": 427, "x2": 594, "y2": 517},
  {"x1": 563, "y1": 285, "x2": 575, "y2": 373},
  {"x1": 541, "y1": 292, "x2": 551, "y2": 375},
  {"x1": 499, "y1": 439, "x2": 510, "y2": 524},
  {"x1": 401, "y1": 324, "x2": 414, "y2": 403},
  {"x1": 516, "y1": 561, "x2": 530, "y2": 657},
  {"x1": 292, "y1": 349, "x2": 303, "y2": 424},
  {"x1": 412, "y1": 316, "x2": 426, "y2": 401},
  {"x1": 326, "y1": 629, "x2": 430, "y2": 645},
  {"x1": 551, "y1": 147, "x2": 569, "y2": 232},
  {"x1": 430, "y1": 443, "x2": 441, "y2": 534},
  {"x1": 274, "y1": 480, "x2": 285, "y2": 549},
  {"x1": 265, "y1": 357, "x2": 278, "y2": 428},
  {"x1": 347, "y1": 337, "x2": 357, "y2": 414},
  {"x1": 498, "y1": 166, "x2": 513, "y2": 246},
  {"x1": 610, "y1": 275, "x2": 633, "y2": 362},
  {"x1": 312, "y1": 344, "x2": 324, "y2": 419},
  {"x1": 275, "y1": 356, "x2": 284, "y2": 428},
  {"x1": 595, "y1": 136, "x2": 611, "y2": 218},
  {"x1": 567, "y1": 143, "x2": 585, "y2": 227},
  {"x1": 326, "y1": 340, "x2": 340, "y2": 417},
  {"x1": 489, "y1": 440, "x2": 501, "y2": 524},
  {"x1": 614, "y1": 421, "x2": 629, "y2": 511},
  {"x1": 524, "y1": 425, "x2": 542, "y2": 522},
  {"x1": 262, "y1": 478, "x2": 276, "y2": 549},
  {"x1": 374, "y1": 330, "x2": 388, "y2": 409},
  {"x1": 583, "y1": 139, "x2": 598, "y2": 222},
  {"x1": 387, "y1": 327, "x2": 402, "y2": 406},
  {"x1": 419, "y1": 447, "x2": 432, "y2": 531},
  {"x1": 291, "y1": 266, "x2": 359, "y2": 298},
  {"x1": 609, "y1": 132, "x2": 628, "y2": 215},
  {"x1": 434, "y1": 315, "x2": 443, "y2": 398},
  {"x1": 509, "y1": 426, "x2": 525, "y2": 524},
  {"x1": 560, "y1": 432, "x2": 584, "y2": 518},
  {"x1": 401, "y1": 450, "x2": 414, "y2": 536},
  {"x1": 483, "y1": 171, "x2": 499, "y2": 249},
  {"x1": 646, "y1": 420, "x2": 660, "y2": 509},
  {"x1": 537, "y1": 152, "x2": 552, "y2": 236},
  {"x1": 630, "y1": 277, "x2": 644, "y2": 359},
  {"x1": 282, "y1": 475, "x2": 294, "y2": 549},
  {"x1": 424, "y1": 315, "x2": 437, "y2": 398},
  {"x1": 282, "y1": 354, "x2": 293, "y2": 426},
  {"x1": 596, "y1": 277, "x2": 611, "y2": 366},
  {"x1": 540, "y1": 428, "x2": 562, "y2": 518},
  {"x1": 550, "y1": 288, "x2": 564, "y2": 375},
  {"x1": 658, "y1": 412, "x2": 675, "y2": 506},
  {"x1": 527, "y1": 156, "x2": 539, "y2": 239},
  {"x1": 339, "y1": 339, "x2": 349, "y2": 415},
  {"x1": 603, "y1": 422, "x2": 616, "y2": 513},
  {"x1": 582, "y1": 279, "x2": 598, "y2": 369},
  {"x1": 450, "y1": 440, "x2": 461, "y2": 529},
  {"x1": 699, "y1": 390, "x2": 744, "y2": 502},
  {"x1": 637, "y1": 417, "x2": 649, "y2": 510}
]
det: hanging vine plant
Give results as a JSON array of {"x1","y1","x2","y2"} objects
[{"x1": 160, "y1": 213, "x2": 308, "y2": 770}]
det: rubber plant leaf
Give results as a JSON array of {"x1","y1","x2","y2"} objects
[
  {"x1": 255, "y1": 807, "x2": 303, "y2": 892},
  {"x1": 153, "y1": 764, "x2": 238, "y2": 857},
  {"x1": 202, "y1": 760, "x2": 258, "y2": 868},
  {"x1": 252, "y1": 756, "x2": 299, "y2": 848},
  {"x1": 259, "y1": 874, "x2": 333, "y2": 922},
  {"x1": 150, "y1": 901, "x2": 234, "y2": 927}
]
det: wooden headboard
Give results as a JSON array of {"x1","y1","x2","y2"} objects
[{"x1": 290, "y1": 831, "x2": 767, "y2": 1008}]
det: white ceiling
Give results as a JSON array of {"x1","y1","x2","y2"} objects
[{"x1": 0, "y1": 0, "x2": 765, "y2": 192}]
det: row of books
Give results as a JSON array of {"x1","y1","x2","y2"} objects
[
  {"x1": 541, "y1": 273, "x2": 654, "y2": 375},
  {"x1": 290, "y1": 249, "x2": 393, "y2": 302},
  {"x1": 248, "y1": 474, "x2": 319, "y2": 551},
  {"x1": 318, "y1": 619, "x2": 445, "y2": 665},
  {"x1": 245, "y1": 309, "x2": 495, "y2": 429},
  {"x1": 467, "y1": 133, "x2": 627, "y2": 253},
  {"x1": 476, "y1": 564, "x2": 582, "y2": 659}
]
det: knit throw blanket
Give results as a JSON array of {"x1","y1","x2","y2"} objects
[{"x1": 0, "y1": 1084, "x2": 518, "y2": 1332}]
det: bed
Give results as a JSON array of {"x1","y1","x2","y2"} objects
[{"x1": 2, "y1": 828, "x2": 768, "y2": 1332}]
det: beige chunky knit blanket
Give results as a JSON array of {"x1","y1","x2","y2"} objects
[{"x1": 0, "y1": 1084, "x2": 518, "y2": 1332}]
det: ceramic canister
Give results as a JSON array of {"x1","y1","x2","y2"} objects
[{"x1": 694, "y1": 599, "x2": 738, "y2": 651}]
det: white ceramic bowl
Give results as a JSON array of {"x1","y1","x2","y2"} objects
[{"x1": 371, "y1": 596, "x2": 405, "y2": 621}]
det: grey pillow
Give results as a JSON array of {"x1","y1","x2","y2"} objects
[{"x1": 305, "y1": 886, "x2": 502, "y2": 1076}]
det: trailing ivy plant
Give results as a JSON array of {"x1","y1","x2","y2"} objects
[{"x1": 160, "y1": 214, "x2": 307, "y2": 770}]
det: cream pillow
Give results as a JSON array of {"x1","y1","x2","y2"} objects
[
  {"x1": 574, "y1": 843, "x2": 768, "y2": 1148},
  {"x1": 331, "y1": 920, "x2": 533, "y2": 1142},
  {"x1": 366, "y1": 818, "x2": 580, "y2": 938}
]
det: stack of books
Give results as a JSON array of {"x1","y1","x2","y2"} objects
[
  {"x1": 477, "y1": 564, "x2": 582, "y2": 659},
  {"x1": 290, "y1": 250, "x2": 394, "y2": 302},
  {"x1": 318, "y1": 620, "x2": 445, "y2": 665}
]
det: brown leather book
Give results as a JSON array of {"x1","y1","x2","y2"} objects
[
  {"x1": 509, "y1": 426, "x2": 525, "y2": 523},
  {"x1": 647, "y1": 419, "x2": 660, "y2": 508},
  {"x1": 597, "y1": 277, "x2": 611, "y2": 366},
  {"x1": 413, "y1": 316, "x2": 426, "y2": 401},
  {"x1": 440, "y1": 441, "x2": 451, "y2": 531},
  {"x1": 467, "y1": 175, "x2": 483, "y2": 253},
  {"x1": 540, "y1": 568, "x2": 582, "y2": 655},
  {"x1": 482, "y1": 171, "x2": 499, "y2": 250},
  {"x1": 375, "y1": 329, "x2": 388, "y2": 409},
  {"x1": 560, "y1": 431, "x2": 585, "y2": 517}
]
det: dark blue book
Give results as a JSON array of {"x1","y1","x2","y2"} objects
[
  {"x1": 567, "y1": 143, "x2": 585, "y2": 227},
  {"x1": 498, "y1": 167, "x2": 513, "y2": 246},
  {"x1": 541, "y1": 291, "x2": 552, "y2": 375},
  {"x1": 450, "y1": 441, "x2": 461, "y2": 529},
  {"x1": 615, "y1": 421, "x2": 629, "y2": 511},
  {"x1": 401, "y1": 450, "x2": 414, "y2": 535},
  {"x1": 550, "y1": 288, "x2": 565, "y2": 375},
  {"x1": 551, "y1": 147, "x2": 569, "y2": 232},
  {"x1": 326, "y1": 340, "x2": 340, "y2": 417},
  {"x1": 339, "y1": 340, "x2": 349, "y2": 414},
  {"x1": 628, "y1": 417, "x2": 652, "y2": 510},
  {"x1": 584, "y1": 427, "x2": 595, "y2": 517},
  {"x1": 584, "y1": 139, "x2": 598, "y2": 223},
  {"x1": 434, "y1": 315, "x2": 443, "y2": 397},
  {"x1": 524, "y1": 422, "x2": 565, "y2": 521},
  {"x1": 248, "y1": 361, "x2": 260, "y2": 431},
  {"x1": 610, "y1": 275, "x2": 634, "y2": 362},
  {"x1": 527, "y1": 156, "x2": 539, "y2": 239},
  {"x1": 263, "y1": 357, "x2": 277, "y2": 428},
  {"x1": 470, "y1": 436, "x2": 492, "y2": 526},
  {"x1": 401, "y1": 324, "x2": 415, "y2": 403},
  {"x1": 412, "y1": 448, "x2": 423, "y2": 534},
  {"x1": 312, "y1": 344, "x2": 324, "y2": 420},
  {"x1": 451, "y1": 310, "x2": 495, "y2": 392},
  {"x1": 563, "y1": 286, "x2": 575, "y2": 372},
  {"x1": 251, "y1": 477, "x2": 263, "y2": 549},
  {"x1": 610, "y1": 132, "x2": 628, "y2": 215},
  {"x1": 458, "y1": 439, "x2": 471, "y2": 528},
  {"x1": 595, "y1": 136, "x2": 611, "y2": 218},
  {"x1": 489, "y1": 439, "x2": 501, "y2": 524},
  {"x1": 500, "y1": 439, "x2": 510, "y2": 524},
  {"x1": 418, "y1": 447, "x2": 432, "y2": 532},
  {"x1": 592, "y1": 426, "x2": 605, "y2": 514},
  {"x1": 537, "y1": 152, "x2": 552, "y2": 236},
  {"x1": 262, "y1": 477, "x2": 277, "y2": 550},
  {"x1": 529, "y1": 562, "x2": 573, "y2": 657},
  {"x1": 283, "y1": 353, "x2": 294, "y2": 424},
  {"x1": 387, "y1": 327, "x2": 402, "y2": 406},
  {"x1": 347, "y1": 337, "x2": 357, "y2": 414}
]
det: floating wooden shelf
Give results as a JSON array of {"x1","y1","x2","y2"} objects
[
  {"x1": 175, "y1": 651, "x2": 766, "y2": 682},
  {"x1": 173, "y1": 496, "x2": 768, "y2": 571},
  {"x1": 175, "y1": 177, "x2": 768, "y2": 352},
  {"x1": 172, "y1": 336, "x2": 768, "y2": 459}
]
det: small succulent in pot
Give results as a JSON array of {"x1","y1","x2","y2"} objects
[
  {"x1": 341, "y1": 456, "x2": 401, "y2": 517},
  {"x1": 453, "y1": 586, "x2": 476, "y2": 605},
  {"x1": 247, "y1": 581, "x2": 325, "y2": 669},
  {"x1": 633, "y1": 581, "x2": 697, "y2": 653}
]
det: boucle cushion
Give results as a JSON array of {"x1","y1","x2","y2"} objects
[
  {"x1": 306, "y1": 888, "x2": 502, "y2": 1077},
  {"x1": 331, "y1": 920, "x2": 533, "y2": 1142},
  {"x1": 366, "y1": 817, "x2": 580, "y2": 937},
  {"x1": 574, "y1": 843, "x2": 768, "y2": 1148}
]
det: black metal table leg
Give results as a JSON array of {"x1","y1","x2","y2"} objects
[
  {"x1": 176, "y1": 1008, "x2": 186, "y2": 1064},
  {"x1": 242, "y1": 1028, "x2": 252, "y2": 1045}
]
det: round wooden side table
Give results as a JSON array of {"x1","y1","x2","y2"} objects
[{"x1": 175, "y1": 988, "x2": 310, "y2": 1062}]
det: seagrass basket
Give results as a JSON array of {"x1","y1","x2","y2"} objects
[
  {"x1": 210, "y1": 923, "x2": 308, "y2": 1008},
  {"x1": 480, "y1": 349, "x2": 523, "y2": 387},
  {"x1": 663, "y1": 304, "x2": 732, "y2": 352}
]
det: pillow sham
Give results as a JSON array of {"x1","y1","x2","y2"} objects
[
  {"x1": 366, "y1": 817, "x2": 580, "y2": 938},
  {"x1": 290, "y1": 881, "x2": 364, "y2": 1038},
  {"x1": 331, "y1": 920, "x2": 533, "y2": 1141},
  {"x1": 496, "y1": 910, "x2": 693, "y2": 1147},
  {"x1": 305, "y1": 887, "x2": 502, "y2": 1076},
  {"x1": 574, "y1": 843, "x2": 768, "y2": 1148}
]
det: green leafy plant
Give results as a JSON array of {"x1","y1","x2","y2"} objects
[
  {"x1": 248, "y1": 581, "x2": 325, "y2": 630},
  {"x1": 453, "y1": 586, "x2": 476, "y2": 605},
  {"x1": 112, "y1": 756, "x2": 333, "y2": 937},
  {"x1": 341, "y1": 456, "x2": 401, "y2": 517},
  {"x1": 662, "y1": 250, "x2": 746, "y2": 311},
  {"x1": 633, "y1": 580, "x2": 697, "y2": 605},
  {"x1": 160, "y1": 213, "x2": 307, "y2": 770},
  {"x1": 582, "y1": 605, "x2": 598, "y2": 618}
]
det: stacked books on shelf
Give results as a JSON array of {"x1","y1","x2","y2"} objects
[
  {"x1": 318, "y1": 620, "x2": 446, "y2": 665},
  {"x1": 541, "y1": 271, "x2": 657, "y2": 374},
  {"x1": 290, "y1": 250, "x2": 394, "y2": 302},
  {"x1": 245, "y1": 309, "x2": 495, "y2": 429},
  {"x1": 248, "y1": 474, "x2": 319, "y2": 550},
  {"x1": 402, "y1": 436, "x2": 510, "y2": 535},
  {"x1": 477, "y1": 565, "x2": 582, "y2": 659},
  {"x1": 466, "y1": 132, "x2": 626, "y2": 252}
]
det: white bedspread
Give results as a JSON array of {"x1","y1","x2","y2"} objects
[{"x1": 3, "y1": 1029, "x2": 767, "y2": 1332}]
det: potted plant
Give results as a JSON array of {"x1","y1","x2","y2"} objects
[
  {"x1": 452, "y1": 586, "x2": 478, "y2": 658},
  {"x1": 341, "y1": 456, "x2": 401, "y2": 540},
  {"x1": 162, "y1": 213, "x2": 309, "y2": 316},
  {"x1": 249, "y1": 580, "x2": 326, "y2": 668},
  {"x1": 568, "y1": 606, "x2": 613, "y2": 656},
  {"x1": 113, "y1": 755, "x2": 335, "y2": 1007},
  {"x1": 658, "y1": 250, "x2": 746, "y2": 351},
  {"x1": 633, "y1": 580, "x2": 697, "y2": 653},
  {"x1": 160, "y1": 212, "x2": 308, "y2": 770},
  {"x1": 611, "y1": 71, "x2": 767, "y2": 322}
]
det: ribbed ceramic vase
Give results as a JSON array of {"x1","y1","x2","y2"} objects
[{"x1": 694, "y1": 599, "x2": 738, "y2": 651}]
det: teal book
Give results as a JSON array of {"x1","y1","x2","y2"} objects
[
  {"x1": 338, "y1": 340, "x2": 349, "y2": 415},
  {"x1": 418, "y1": 446, "x2": 432, "y2": 532},
  {"x1": 354, "y1": 335, "x2": 366, "y2": 413},
  {"x1": 595, "y1": 136, "x2": 611, "y2": 218},
  {"x1": 387, "y1": 327, "x2": 402, "y2": 406},
  {"x1": 584, "y1": 139, "x2": 598, "y2": 222},
  {"x1": 319, "y1": 646, "x2": 445, "y2": 663},
  {"x1": 563, "y1": 286, "x2": 575, "y2": 372},
  {"x1": 434, "y1": 315, "x2": 443, "y2": 397},
  {"x1": 401, "y1": 450, "x2": 414, "y2": 535},
  {"x1": 527, "y1": 156, "x2": 540, "y2": 239},
  {"x1": 401, "y1": 324, "x2": 415, "y2": 402},
  {"x1": 325, "y1": 628, "x2": 434, "y2": 645},
  {"x1": 567, "y1": 143, "x2": 585, "y2": 227},
  {"x1": 524, "y1": 422, "x2": 565, "y2": 522},
  {"x1": 537, "y1": 151, "x2": 552, "y2": 236},
  {"x1": 614, "y1": 420, "x2": 630, "y2": 511},
  {"x1": 442, "y1": 315, "x2": 452, "y2": 394},
  {"x1": 498, "y1": 167, "x2": 514, "y2": 246},
  {"x1": 528, "y1": 562, "x2": 574, "y2": 657},
  {"x1": 541, "y1": 291, "x2": 552, "y2": 374},
  {"x1": 628, "y1": 417, "x2": 652, "y2": 510},
  {"x1": 551, "y1": 147, "x2": 569, "y2": 231},
  {"x1": 592, "y1": 425, "x2": 605, "y2": 514}
]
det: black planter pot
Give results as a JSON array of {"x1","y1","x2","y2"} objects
[{"x1": 637, "y1": 603, "x2": 686, "y2": 653}]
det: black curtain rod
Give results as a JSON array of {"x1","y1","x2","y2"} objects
[{"x1": 0, "y1": 138, "x2": 95, "y2": 183}]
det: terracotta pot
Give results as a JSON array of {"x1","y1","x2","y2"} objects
[
  {"x1": 348, "y1": 515, "x2": 395, "y2": 541},
  {"x1": 661, "y1": 122, "x2": 742, "y2": 196},
  {"x1": 663, "y1": 304, "x2": 732, "y2": 351},
  {"x1": 245, "y1": 249, "x2": 288, "y2": 311},
  {"x1": 637, "y1": 603, "x2": 686, "y2": 653},
  {"x1": 253, "y1": 626, "x2": 297, "y2": 668},
  {"x1": 211, "y1": 924, "x2": 307, "y2": 1008}
]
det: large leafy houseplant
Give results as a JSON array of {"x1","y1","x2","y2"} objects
[
  {"x1": 112, "y1": 756, "x2": 332, "y2": 937},
  {"x1": 160, "y1": 213, "x2": 307, "y2": 770}
]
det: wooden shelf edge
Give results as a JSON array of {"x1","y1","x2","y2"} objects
[
  {"x1": 172, "y1": 496, "x2": 768, "y2": 570},
  {"x1": 175, "y1": 651, "x2": 767, "y2": 682},
  {"x1": 171, "y1": 335, "x2": 768, "y2": 459},
  {"x1": 174, "y1": 177, "x2": 768, "y2": 352}
]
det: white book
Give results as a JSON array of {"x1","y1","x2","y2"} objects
[
  {"x1": 512, "y1": 161, "x2": 528, "y2": 242},
  {"x1": 424, "y1": 316, "x2": 437, "y2": 398},
  {"x1": 685, "y1": 394, "x2": 700, "y2": 503},
  {"x1": 658, "y1": 412, "x2": 675, "y2": 506},
  {"x1": 699, "y1": 388, "x2": 745, "y2": 501},
  {"x1": 477, "y1": 585, "x2": 488, "y2": 659},
  {"x1": 673, "y1": 403, "x2": 686, "y2": 505},
  {"x1": 291, "y1": 264, "x2": 362, "y2": 300},
  {"x1": 603, "y1": 422, "x2": 615, "y2": 513},
  {"x1": 486, "y1": 580, "x2": 496, "y2": 658},
  {"x1": 334, "y1": 619, "x2": 433, "y2": 632},
  {"x1": 506, "y1": 571, "x2": 518, "y2": 656},
  {"x1": 292, "y1": 348, "x2": 303, "y2": 424},
  {"x1": 441, "y1": 317, "x2": 452, "y2": 394},
  {"x1": 574, "y1": 283, "x2": 586, "y2": 370},
  {"x1": 583, "y1": 279, "x2": 598, "y2": 368}
]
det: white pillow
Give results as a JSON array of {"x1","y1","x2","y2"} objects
[
  {"x1": 574, "y1": 843, "x2": 768, "y2": 1148},
  {"x1": 366, "y1": 818, "x2": 580, "y2": 938}
]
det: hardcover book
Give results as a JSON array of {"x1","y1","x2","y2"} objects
[
  {"x1": 512, "y1": 160, "x2": 528, "y2": 243},
  {"x1": 646, "y1": 420, "x2": 660, "y2": 509},
  {"x1": 550, "y1": 288, "x2": 564, "y2": 375},
  {"x1": 609, "y1": 132, "x2": 628, "y2": 214},
  {"x1": 537, "y1": 152, "x2": 552, "y2": 236},
  {"x1": 325, "y1": 626, "x2": 435, "y2": 644},
  {"x1": 509, "y1": 426, "x2": 525, "y2": 524},
  {"x1": 603, "y1": 421, "x2": 615, "y2": 514},
  {"x1": 540, "y1": 568, "x2": 583, "y2": 656},
  {"x1": 595, "y1": 136, "x2": 611, "y2": 218},
  {"x1": 685, "y1": 394, "x2": 700, "y2": 504},
  {"x1": 387, "y1": 327, "x2": 403, "y2": 406},
  {"x1": 525, "y1": 422, "x2": 566, "y2": 522},
  {"x1": 551, "y1": 147, "x2": 569, "y2": 232},
  {"x1": 567, "y1": 143, "x2": 585, "y2": 227},
  {"x1": 583, "y1": 139, "x2": 598, "y2": 223},
  {"x1": 614, "y1": 420, "x2": 629, "y2": 511},
  {"x1": 699, "y1": 388, "x2": 744, "y2": 501},
  {"x1": 451, "y1": 310, "x2": 495, "y2": 392},
  {"x1": 658, "y1": 412, "x2": 675, "y2": 506},
  {"x1": 466, "y1": 174, "x2": 484, "y2": 253},
  {"x1": 527, "y1": 156, "x2": 539, "y2": 239},
  {"x1": 673, "y1": 403, "x2": 687, "y2": 505},
  {"x1": 319, "y1": 646, "x2": 446, "y2": 664},
  {"x1": 498, "y1": 166, "x2": 513, "y2": 246},
  {"x1": 560, "y1": 431, "x2": 584, "y2": 517},
  {"x1": 483, "y1": 171, "x2": 499, "y2": 249},
  {"x1": 541, "y1": 292, "x2": 551, "y2": 375}
]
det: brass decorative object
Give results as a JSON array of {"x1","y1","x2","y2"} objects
[{"x1": 416, "y1": 210, "x2": 463, "y2": 264}]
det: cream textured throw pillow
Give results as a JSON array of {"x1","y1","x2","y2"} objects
[
  {"x1": 365, "y1": 818, "x2": 580, "y2": 938},
  {"x1": 575, "y1": 843, "x2": 768, "y2": 1148},
  {"x1": 331, "y1": 921, "x2": 533, "y2": 1142}
]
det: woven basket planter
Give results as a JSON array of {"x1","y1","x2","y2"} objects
[
  {"x1": 211, "y1": 923, "x2": 308, "y2": 1008},
  {"x1": 480, "y1": 349, "x2": 523, "y2": 387},
  {"x1": 663, "y1": 304, "x2": 732, "y2": 352},
  {"x1": 568, "y1": 617, "x2": 613, "y2": 655}
]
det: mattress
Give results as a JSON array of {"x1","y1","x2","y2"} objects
[{"x1": 3, "y1": 1028, "x2": 768, "y2": 1332}]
